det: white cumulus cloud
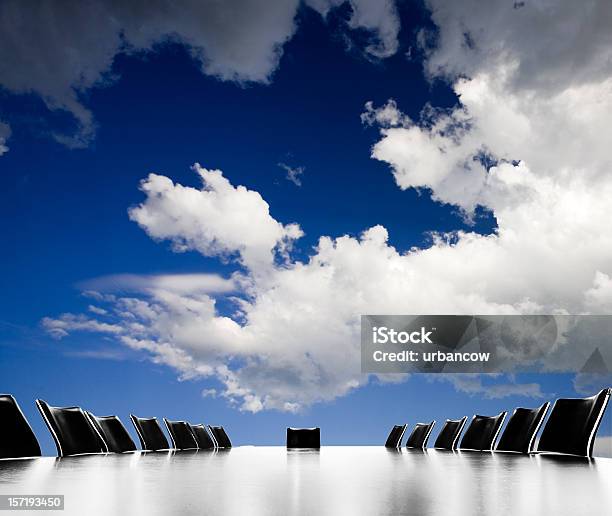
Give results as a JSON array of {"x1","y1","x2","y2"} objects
[
  {"x1": 128, "y1": 164, "x2": 303, "y2": 274},
  {"x1": 40, "y1": 165, "x2": 589, "y2": 412},
  {"x1": 422, "y1": 0, "x2": 612, "y2": 94}
]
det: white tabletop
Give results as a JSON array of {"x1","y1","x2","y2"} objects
[{"x1": 1, "y1": 446, "x2": 610, "y2": 515}]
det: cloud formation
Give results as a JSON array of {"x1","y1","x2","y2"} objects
[
  {"x1": 80, "y1": 272, "x2": 237, "y2": 296},
  {"x1": 44, "y1": 152, "x2": 612, "y2": 410},
  {"x1": 42, "y1": 314, "x2": 123, "y2": 340},
  {"x1": 307, "y1": 0, "x2": 400, "y2": 58},
  {"x1": 43, "y1": 1, "x2": 612, "y2": 412},
  {"x1": 278, "y1": 162, "x2": 305, "y2": 186},
  {"x1": 0, "y1": 0, "x2": 400, "y2": 147},
  {"x1": 128, "y1": 164, "x2": 303, "y2": 274},
  {"x1": 0, "y1": 122, "x2": 10, "y2": 155},
  {"x1": 422, "y1": 0, "x2": 612, "y2": 94},
  {"x1": 40, "y1": 168, "x2": 579, "y2": 412},
  {"x1": 429, "y1": 374, "x2": 545, "y2": 400}
]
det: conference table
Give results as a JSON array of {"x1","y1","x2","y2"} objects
[{"x1": 0, "y1": 446, "x2": 610, "y2": 515}]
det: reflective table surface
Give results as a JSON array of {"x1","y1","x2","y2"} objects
[{"x1": 1, "y1": 447, "x2": 610, "y2": 515}]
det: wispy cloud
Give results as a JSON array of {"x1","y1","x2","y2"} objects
[
  {"x1": 64, "y1": 348, "x2": 128, "y2": 361},
  {"x1": 87, "y1": 305, "x2": 108, "y2": 316},
  {"x1": 278, "y1": 162, "x2": 305, "y2": 186},
  {"x1": 79, "y1": 272, "x2": 237, "y2": 296},
  {"x1": 202, "y1": 388, "x2": 218, "y2": 398},
  {"x1": 41, "y1": 314, "x2": 123, "y2": 340},
  {"x1": 428, "y1": 374, "x2": 546, "y2": 400}
]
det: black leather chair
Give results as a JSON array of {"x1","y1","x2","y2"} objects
[
  {"x1": 537, "y1": 388, "x2": 611, "y2": 457},
  {"x1": 189, "y1": 423, "x2": 215, "y2": 449},
  {"x1": 36, "y1": 399, "x2": 105, "y2": 457},
  {"x1": 459, "y1": 412, "x2": 507, "y2": 451},
  {"x1": 163, "y1": 419, "x2": 198, "y2": 450},
  {"x1": 208, "y1": 425, "x2": 232, "y2": 448},
  {"x1": 405, "y1": 421, "x2": 436, "y2": 449},
  {"x1": 86, "y1": 412, "x2": 136, "y2": 453},
  {"x1": 0, "y1": 394, "x2": 41, "y2": 459},
  {"x1": 384, "y1": 424, "x2": 407, "y2": 448},
  {"x1": 286, "y1": 427, "x2": 320, "y2": 448},
  {"x1": 130, "y1": 415, "x2": 169, "y2": 451},
  {"x1": 433, "y1": 417, "x2": 467, "y2": 450},
  {"x1": 495, "y1": 403, "x2": 549, "y2": 454}
]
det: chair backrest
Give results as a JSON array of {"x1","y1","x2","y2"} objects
[
  {"x1": 0, "y1": 394, "x2": 41, "y2": 459},
  {"x1": 286, "y1": 427, "x2": 320, "y2": 448},
  {"x1": 189, "y1": 424, "x2": 215, "y2": 449},
  {"x1": 496, "y1": 403, "x2": 549, "y2": 453},
  {"x1": 460, "y1": 412, "x2": 507, "y2": 451},
  {"x1": 537, "y1": 388, "x2": 611, "y2": 457},
  {"x1": 208, "y1": 425, "x2": 232, "y2": 448},
  {"x1": 130, "y1": 415, "x2": 169, "y2": 451},
  {"x1": 405, "y1": 421, "x2": 436, "y2": 449},
  {"x1": 433, "y1": 417, "x2": 467, "y2": 450},
  {"x1": 384, "y1": 424, "x2": 407, "y2": 448},
  {"x1": 36, "y1": 399, "x2": 105, "y2": 457},
  {"x1": 86, "y1": 413, "x2": 136, "y2": 453},
  {"x1": 164, "y1": 419, "x2": 198, "y2": 450}
]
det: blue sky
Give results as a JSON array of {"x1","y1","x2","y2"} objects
[{"x1": 1, "y1": 1, "x2": 611, "y2": 454}]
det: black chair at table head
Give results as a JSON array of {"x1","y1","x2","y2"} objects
[
  {"x1": 86, "y1": 412, "x2": 136, "y2": 453},
  {"x1": 130, "y1": 415, "x2": 169, "y2": 451},
  {"x1": 0, "y1": 394, "x2": 41, "y2": 459},
  {"x1": 189, "y1": 423, "x2": 215, "y2": 449},
  {"x1": 537, "y1": 388, "x2": 611, "y2": 457},
  {"x1": 208, "y1": 425, "x2": 232, "y2": 448},
  {"x1": 433, "y1": 417, "x2": 467, "y2": 451},
  {"x1": 495, "y1": 402, "x2": 549, "y2": 454},
  {"x1": 459, "y1": 412, "x2": 507, "y2": 451},
  {"x1": 384, "y1": 424, "x2": 407, "y2": 448},
  {"x1": 286, "y1": 427, "x2": 320, "y2": 448},
  {"x1": 163, "y1": 419, "x2": 198, "y2": 450},
  {"x1": 36, "y1": 399, "x2": 106, "y2": 457},
  {"x1": 405, "y1": 421, "x2": 436, "y2": 449}
]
